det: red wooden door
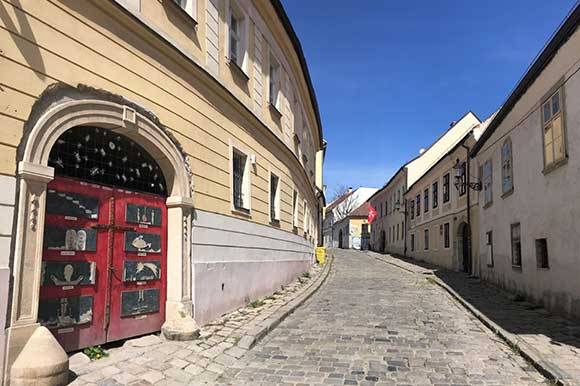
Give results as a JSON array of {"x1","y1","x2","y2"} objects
[{"x1": 39, "y1": 177, "x2": 167, "y2": 351}]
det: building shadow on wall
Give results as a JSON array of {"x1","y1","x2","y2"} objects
[
  {"x1": 389, "y1": 254, "x2": 580, "y2": 354},
  {"x1": 0, "y1": 0, "x2": 46, "y2": 79}
]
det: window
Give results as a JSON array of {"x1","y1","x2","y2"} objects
[
  {"x1": 292, "y1": 190, "x2": 298, "y2": 228},
  {"x1": 416, "y1": 194, "x2": 420, "y2": 216},
  {"x1": 501, "y1": 139, "x2": 513, "y2": 194},
  {"x1": 432, "y1": 181, "x2": 438, "y2": 208},
  {"x1": 269, "y1": 54, "x2": 281, "y2": 109},
  {"x1": 232, "y1": 148, "x2": 250, "y2": 212},
  {"x1": 424, "y1": 188, "x2": 429, "y2": 213},
  {"x1": 458, "y1": 162, "x2": 467, "y2": 196},
  {"x1": 411, "y1": 233, "x2": 415, "y2": 252},
  {"x1": 443, "y1": 173, "x2": 450, "y2": 203},
  {"x1": 362, "y1": 224, "x2": 369, "y2": 235},
  {"x1": 536, "y1": 238, "x2": 549, "y2": 269},
  {"x1": 228, "y1": 3, "x2": 246, "y2": 70},
  {"x1": 511, "y1": 223, "x2": 521, "y2": 267},
  {"x1": 424, "y1": 229, "x2": 429, "y2": 250},
  {"x1": 173, "y1": 0, "x2": 197, "y2": 20},
  {"x1": 396, "y1": 223, "x2": 399, "y2": 241},
  {"x1": 542, "y1": 88, "x2": 566, "y2": 169},
  {"x1": 303, "y1": 199, "x2": 308, "y2": 235},
  {"x1": 444, "y1": 222, "x2": 450, "y2": 249},
  {"x1": 486, "y1": 231, "x2": 493, "y2": 266},
  {"x1": 483, "y1": 160, "x2": 492, "y2": 206},
  {"x1": 269, "y1": 173, "x2": 280, "y2": 222},
  {"x1": 410, "y1": 199, "x2": 415, "y2": 220},
  {"x1": 380, "y1": 203, "x2": 384, "y2": 217}
]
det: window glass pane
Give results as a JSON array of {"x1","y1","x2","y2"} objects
[
  {"x1": 552, "y1": 116, "x2": 564, "y2": 160},
  {"x1": 544, "y1": 142, "x2": 554, "y2": 165},
  {"x1": 551, "y1": 92, "x2": 560, "y2": 115},
  {"x1": 543, "y1": 101, "x2": 551, "y2": 122}
]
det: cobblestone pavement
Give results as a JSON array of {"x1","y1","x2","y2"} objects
[
  {"x1": 69, "y1": 263, "x2": 324, "y2": 385},
  {"x1": 218, "y1": 249, "x2": 547, "y2": 385},
  {"x1": 368, "y1": 251, "x2": 580, "y2": 384}
]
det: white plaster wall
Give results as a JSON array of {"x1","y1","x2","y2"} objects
[
  {"x1": 192, "y1": 210, "x2": 313, "y2": 324},
  {"x1": 476, "y1": 27, "x2": 580, "y2": 318},
  {"x1": 0, "y1": 175, "x2": 15, "y2": 381}
]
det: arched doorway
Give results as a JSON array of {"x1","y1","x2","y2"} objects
[
  {"x1": 338, "y1": 230, "x2": 343, "y2": 248},
  {"x1": 39, "y1": 126, "x2": 169, "y2": 351},
  {"x1": 458, "y1": 222, "x2": 471, "y2": 274},
  {"x1": 7, "y1": 94, "x2": 197, "y2": 374}
]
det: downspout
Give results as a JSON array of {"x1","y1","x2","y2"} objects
[{"x1": 461, "y1": 143, "x2": 473, "y2": 275}]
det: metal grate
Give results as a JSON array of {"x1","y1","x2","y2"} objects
[{"x1": 48, "y1": 126, "x2": 167, "y2": 196}]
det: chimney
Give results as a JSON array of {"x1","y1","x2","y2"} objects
[
  {"x1": 449, "y1": 120, "x2": 457, "y2": 127},
  {"x1": 348, "y1": 187, "x2": 353, "y2": 193}
]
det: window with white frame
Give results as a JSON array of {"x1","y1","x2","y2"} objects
[
  {"x1": 444, "y1": 222, "x2": 450, "y2": 249},
  {"x1": 173, "y1": 0, "x2": 197, "y2": 20},
  {"x1": 269, "y1": 173, "x2": 281, "y2": 222},
  {"x1": 542, "y1": 88, "x2": 566, "y2": 168},
  {"x1": 483, "y1": 160, "x2": 492, "y2": 206},
  {"x1": 432, "y1": 181, "x2": 438, "y2": 208},
  {"x1": 228, "y1": 2, "x2": 246, "y2": 70},
  {"x1": 501, "y1": 139, "x2": 513, "y2": 194},
  {"x1": 232, "y1": 148, "x2": 250, "y2": 212},
  {"x1": 303, "y1": 199, "x2": 308, "y2": 234},
  {"x1": 269, "y1": 54, "x2": 281, "y2": 109}
]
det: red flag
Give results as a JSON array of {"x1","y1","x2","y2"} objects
[{"x1": 367, "y1": 204, "x2": 377, "y2": 223}]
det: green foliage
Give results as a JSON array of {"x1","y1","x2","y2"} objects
[
  {"x1": 83, "y1": 346, "x2": 108, "y2": 361},
  {"x1": 249, "y1": 300, "x2": 265, "y2": 308}
]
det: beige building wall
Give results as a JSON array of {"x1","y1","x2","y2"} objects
[
  {"x1": 369, "y1": 169, "x2": 406, "y2": 255},
  {"x1": 0, "y1": 0, "x2": 323, "y2": 380},
  {"x1": 475, "y1": 20, "x2": 580, "y2": 318},
  {"x1": 406, "y1": 135, "x2": 480, "y2": 272}
]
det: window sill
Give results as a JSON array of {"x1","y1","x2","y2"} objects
[
  {"x1": 226, "y1": 58, "x2": 250, "y2": 81},
  {"x1": 512, "y1": 265, "x2": 522, "y2": 271},
  {"x1": 164, "y1": 0, "x2": 198, "y2": 28},
  {"x1": 501, "y1": 187, "x2": 514, "y2": 199},
  {"x1": 537, "y1": 266, "x2": 550, "y2": 270},
  {"x1": 487, "y1": 264, "x2": 494, "y2": 268},
  {"x1": 270, "y1": 218, "x2": 280, "y2": 227},
  {"x1": 542, "y1": 157, "x2": 568, "y2": 175},
  {"x1": 268, "y1": 102, "x2": 282, "y2": 120},
  {"x1": 232, "y1": 207, "x2": 251, "y2": 217}
]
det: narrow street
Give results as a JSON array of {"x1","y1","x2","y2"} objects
[{"x1": 219, "y1": 249, "x2": 546, "y2": 385}]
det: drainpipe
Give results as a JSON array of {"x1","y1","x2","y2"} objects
[{"x1": 461, "y1": 142, "x2": 473, "y2": 275}]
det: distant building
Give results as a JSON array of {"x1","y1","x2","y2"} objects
[
  {"x1": 323, "y1": 187, "x2": 377, "y2": 248},
  {"x1": 471, "y1": 5, "x2": 580, "y2": 319},
  {"x1": 370, "y1": 112, "x2": 481, "y2": 256},
  {"x1": 405, "y1": 116, "x2": 493, "y2": 273},
  {"x1": 333, "y1": 202, "x2": 371, "y2": 250}
]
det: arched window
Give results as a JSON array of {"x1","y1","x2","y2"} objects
[
  {"x1": 501, "y1": 138, "x2": 513, "y2": 194},
  {"x1": 48, "y1": 126, "x2": 167, "y2": 196}
]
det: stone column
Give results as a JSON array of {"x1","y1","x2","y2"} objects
[
  {"x1": 162, "y1": 196, "x2": 199, "y2": 340},
  {"x1": 4, "y1": 162, "x2": 69, "y2": 385}
]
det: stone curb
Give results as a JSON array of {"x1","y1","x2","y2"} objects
[
  {"x1": 370, "y1": 252, "x2": 573, "y2": 386},
  {"x1": 237, "y1": 255, "x2": 334, "y2": 350}
]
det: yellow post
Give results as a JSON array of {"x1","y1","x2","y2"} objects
[{"x1": 316, "y1": 247, "x2": 326, "y2": 265}]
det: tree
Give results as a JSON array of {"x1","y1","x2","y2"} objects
[{"x1": 331, "y1": 185, "x2": 358, "y2": 222}]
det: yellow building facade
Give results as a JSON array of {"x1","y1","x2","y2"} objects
[{"x1": 0, "y1": 0, "x2": 324, "y2": 382}]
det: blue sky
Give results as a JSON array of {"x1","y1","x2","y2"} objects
[{"x1": 282, "y1": 0, "x2": 578, "y2": 195}]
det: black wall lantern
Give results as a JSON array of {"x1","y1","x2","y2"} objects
[{"x1": 453, "y1": 158, "x2": 482, "y2": 192}]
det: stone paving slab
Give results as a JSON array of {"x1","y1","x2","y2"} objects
[
  {"x1": 68, "y1": 260, "x2": 331, "y2": 385},
  {"x1": 217, "y1": 249, "x2": 548, "y2": 385},
  {"x1": 369, "y1": 250, "x2": 580, "y2": 386}
]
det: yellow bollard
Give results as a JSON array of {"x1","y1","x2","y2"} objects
[{"x1": 316, "y1": 247, "x2": 326, "y2": 265}]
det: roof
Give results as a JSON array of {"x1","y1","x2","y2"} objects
[
  {"x1": 367, "y1": 166, "x2": 406, "y2": 203},
  {"x1": 325, "y1": 190, "x2": 354, "y2": 213},
  {"x1": 271, "y1": 0, "x2": 324, "y2": 149},
  {"x1": 347, "y1": 202, "x2": 369, "y2": 218},
  {"x1": 406, "y1": 114, "x2": 495, "y2": 193},
  {"x1": 471, "y1": 3, "x2": 580, "y2": 156}
]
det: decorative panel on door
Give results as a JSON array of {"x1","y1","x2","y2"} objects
[{"x1": 40, "y1": 177, "x2": 167, "y2": 351}]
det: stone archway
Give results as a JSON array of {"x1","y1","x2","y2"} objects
[{"x1": 6, "y1": 90, "x2": 198, "y2": 384}]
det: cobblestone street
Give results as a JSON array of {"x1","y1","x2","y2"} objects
[{"x1": 218, "y1": 249, "x2": 547, "y2": 385}]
